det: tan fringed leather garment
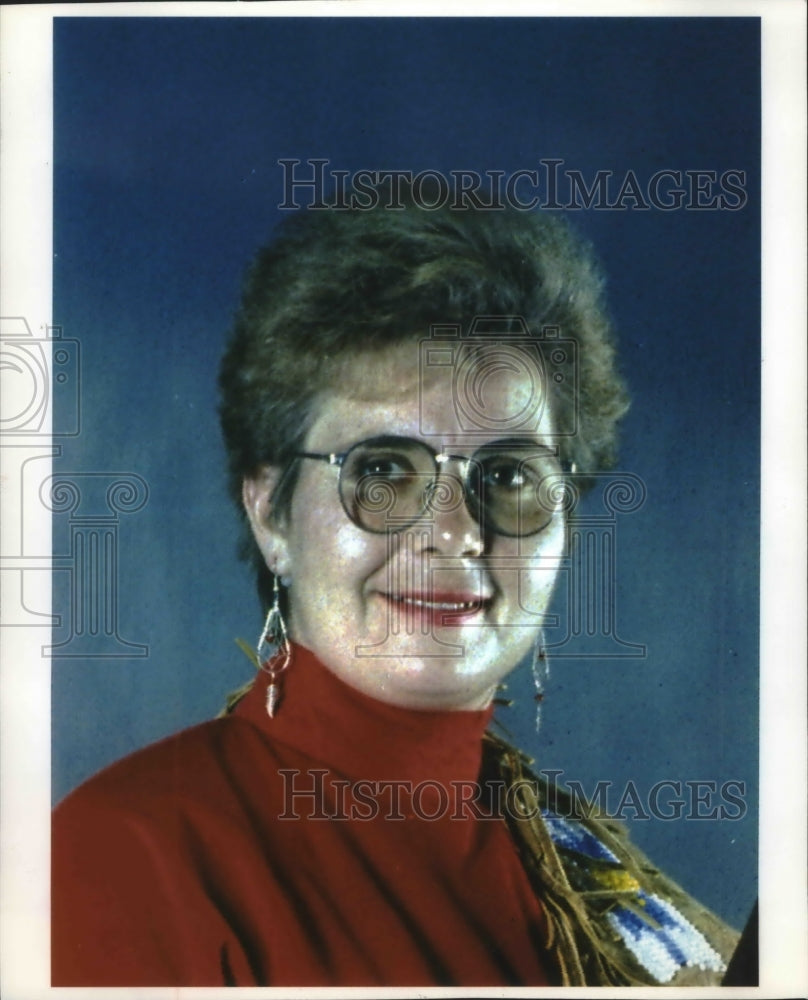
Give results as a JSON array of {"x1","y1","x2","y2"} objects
[{"x1": 485, "y1": 732, "x2": 740, "y2": 986}]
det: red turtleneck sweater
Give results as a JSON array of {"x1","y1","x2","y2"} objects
[{"x1": 52, "y1": 645, "x2": 550, "y2": 986}]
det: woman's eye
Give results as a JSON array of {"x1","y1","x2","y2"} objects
[
  {"x1": 356, "y1": 453, "x2": 415, "y2": 479},
  {"x1": 484, "y1": 461, "x2": 531, "y2": 491}
]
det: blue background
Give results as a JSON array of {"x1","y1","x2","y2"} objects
[{"x1": 52, "y1": 16, "x2": 759, "y2": 929}]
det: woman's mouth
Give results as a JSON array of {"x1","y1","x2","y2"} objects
[{"x1": 379, "y1": 591, "x2": 492, "y2": 627}]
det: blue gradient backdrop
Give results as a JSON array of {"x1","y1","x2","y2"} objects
[{"x1": 52, "y1": 17, "x2": 759, "y2": 929}]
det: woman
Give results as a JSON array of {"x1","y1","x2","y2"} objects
[{"x1": 52, "y1": 187, "x2": 739, "y2": 986}]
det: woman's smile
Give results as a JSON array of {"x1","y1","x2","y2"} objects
[{"x1": 375, "y1": 589, "x2": 494, "y2": 630}]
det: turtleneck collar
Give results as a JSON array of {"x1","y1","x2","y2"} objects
[{"x1": 233, "y1": 643, "x2": 493, "y2": 786}]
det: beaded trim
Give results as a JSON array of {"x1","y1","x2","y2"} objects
[{"x1": 542, "y1": 810, "x2": 726, "y2": 983}]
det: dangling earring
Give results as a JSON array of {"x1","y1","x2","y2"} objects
[
  {"x1": 257, "y1": 574, "x2": 292, "y2": 718},
  {"x1": 532, "y1": 630, "x2": 549, "y2": 732}
]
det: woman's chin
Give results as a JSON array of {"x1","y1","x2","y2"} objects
[
  {"x1": 334, "y1": 646, "x2": 501, "y2": 712},
  {"x1": 367, "y1": 669, "x2": 497, "y2": 712}
]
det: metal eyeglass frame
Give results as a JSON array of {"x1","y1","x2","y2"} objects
[{"x1": 293, "y1": 434, "x2": 568, "y2": 538}]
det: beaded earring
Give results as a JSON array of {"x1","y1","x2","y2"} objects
[{"x1": 532, "y1": 630, "x2": 549, "y2": 732}]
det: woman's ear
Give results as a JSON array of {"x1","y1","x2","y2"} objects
[{"x1": 242, "y1": 468, "x2": 291, "y2": 578}]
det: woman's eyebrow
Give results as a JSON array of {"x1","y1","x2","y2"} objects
[{"x1": 473, "y1": 436, "x2": 559, "y2": 452}]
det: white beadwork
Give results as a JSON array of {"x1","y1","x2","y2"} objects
[{"x1": 606, "y1": 894, "x2": 726, "y2": 983}]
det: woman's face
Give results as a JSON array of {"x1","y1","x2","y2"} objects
[{"x1": 244, "y1": 342, "x2": 566, "y2": 711}]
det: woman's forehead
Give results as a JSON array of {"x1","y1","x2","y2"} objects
[
  {"x1": 332, "y1": 341, "x2": 424, "y2": 400},
  {"x1": 330, "y1": 340, "x2": 552, "y2": 399},
  {"x1": 308, "y1": 342, "x2": 556, "y2": 449}
]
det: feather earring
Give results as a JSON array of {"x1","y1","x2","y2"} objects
[{"x1": 256, "y1": 575, "x2": 292, "y2": 718}]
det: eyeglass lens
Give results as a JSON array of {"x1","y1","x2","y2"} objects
[{"x1": 338, "y1": 437, "x2": 564, "y2": 537}]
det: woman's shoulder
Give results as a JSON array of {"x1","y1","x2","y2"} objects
[
  {"x1": 51, "y1": 706, "x2": 294, "y2": 987},
  {"x1": 53, "y1": 708, "x2": 273, "y2": 824}
]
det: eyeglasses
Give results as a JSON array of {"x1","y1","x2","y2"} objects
[{"x1": 294, "y1": 435, "x2": 567, "y2": 537}]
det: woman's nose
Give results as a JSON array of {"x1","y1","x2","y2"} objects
[{"x1": 423, "y1": 469, "x2": 485, "y2": 557}]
